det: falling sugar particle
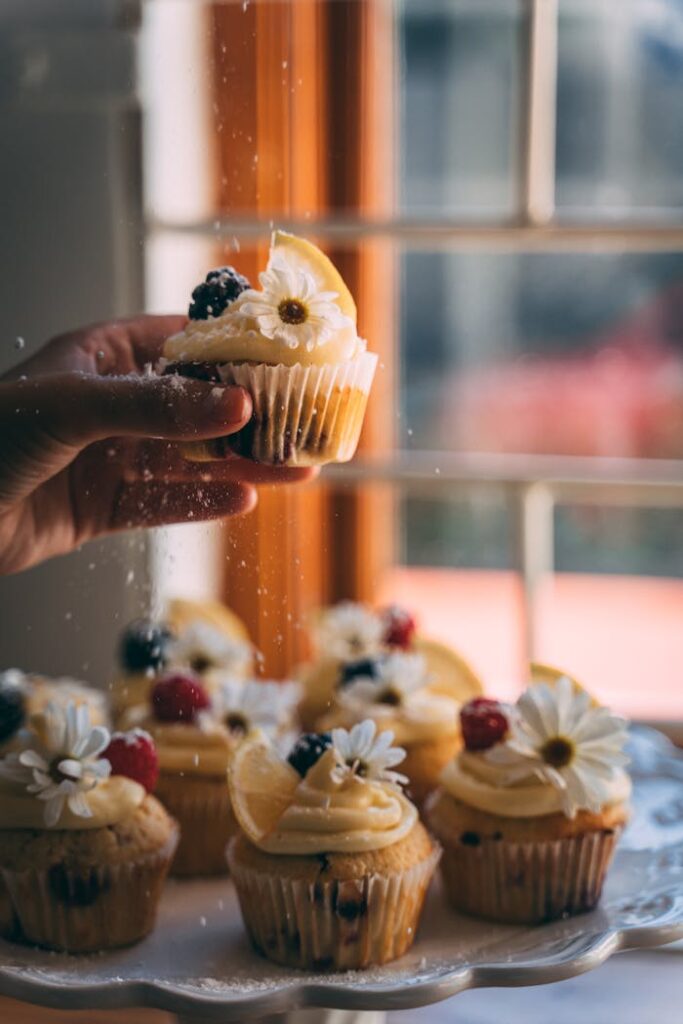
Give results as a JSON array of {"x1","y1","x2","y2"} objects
[
  {"x1": 435, "y1": 467, "x2": 441, "y2": 475},
  {"x1": 232, "y1": 236, "x2": 241, "y2": 252},
  {"x1": 199, "y1": 916, "x2": 207, "y2": 927},
  {"x1": 282, "y1": 60, "x2": 288, "y2": 69},
  {"x1": 14, "y1": 336, "x2": 25, "y2": 350},
  {"x1": 126, "y1": 570, "x2": 135, "y2": 585},
  {"x1": 65, "y1": 611, "x2": 73, "y2": 621},
  {"x1": 407, "y1": 428, "x2": 413, "y2": 437}
]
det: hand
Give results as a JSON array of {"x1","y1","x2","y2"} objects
[{"x1": 0, "y1": 316, "x2": 316, "y2": 574}]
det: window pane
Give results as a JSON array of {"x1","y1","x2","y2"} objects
[
  {"x1": 399, "y1": 0, "x2": 522, "y2": 218},
  {"x1": 557, "y1": 0, "x2": 683, "y2": 215},
  {"x1": 400, "y1": 248, "x2": 683, "y2": 457}
]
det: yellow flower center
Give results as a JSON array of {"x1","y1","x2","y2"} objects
[
  {"x1": 225, "y1": 712, "x2": 249, "y2": 736},
  {"x1": 278, "y1": 298, "x2": 308, "y2": 325},
  {"x1": 541, "y1": 735, "x2": 575, "y2": 768},
  {"x1": 377, "y1": 685, "x2": 402, "y2": 706}
]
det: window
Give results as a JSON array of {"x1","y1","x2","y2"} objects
[{"x1": 145, "y1": 0, "x2": 683, "y2": 723}]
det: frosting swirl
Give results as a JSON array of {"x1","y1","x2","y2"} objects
[
  {"x1": 257, "y1": 749, "x2": 416, "y2": 855},
  {"x1": 0, "y1": 775, "x2": 144, "y2": 831},
  {"x1": 320, "y1": 692, "x2": 459, "y2": 746},
  {"x1": 144, "y1": 719, "x2": 235, "y2": 777},
  {"x1": 441, "y1": 751, "x2": 631, "y2": 818}
]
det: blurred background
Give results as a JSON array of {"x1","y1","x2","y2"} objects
[{"x1": 1, "y1": 0, "x2": 682, "y2": 727}]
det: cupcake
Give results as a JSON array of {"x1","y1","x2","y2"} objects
[
  {"x1": 427, "y1": 675, "x2": 631, "y2": 924},
  {"x1": 112, "y1": 601, "x2": 253, "y2": 728},
  {"x1": 0, "y1": 702, "x2": 177, "y2": 952},
  {"x1": 162, "y1": 231, "x2": 377, "y2": 466},
  {"x1": 317, "y1": 651, "x2": 464, "y2": 807},
  {"x1": 0, "y1": 669, "x2": 109, "y2": 756},
  {"x1": 142, "y1": 672, "x2": 299, "y2": 877},
  {"x1": 298, "y1": 601, "x2": 483, "y2": 732},
  {"x1": 228, "y1": 720, "x2": 440, "y2": 970}
]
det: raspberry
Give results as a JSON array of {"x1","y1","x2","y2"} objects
[
  {"x1": 287, "y1": 732, "x2": 333, "y2": 777},
  {"x1": 188, "y1": 266, "x2": 250, "y2": 320},
  {"x1": 104, "y1": 729, "x2": 159, "y2": 793},
  {"x1": 460, "y1": 698, "x2": 509, "y2": 752},
  {"x1": 381, "y1": 606, "x2": 416, "y2": 649},
  {"x1": 120, "y1": 620, "x2": 173, "y2": 673},
  {"x1": 151, "y1": 672, "x2": 210, "y2": 723},
  {"x1": 339, "y1": 657, "x2": 382, "y2": 687},
  {"x1": 0, "y1": 670, "x2": 26, "y2": 743}
]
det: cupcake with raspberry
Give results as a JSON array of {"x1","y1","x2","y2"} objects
[
  {"x1": 298, "y1": 602, "x2": 483, "y2": 731},
  {"x1": 112, "y1": 606, "x2": 252, "y2": 729},
  {"x1": 427, "y1": 677, "x2": 631, "y2": 924},
  {"x1": 228, "y1": 720, "x2": 439, "y2": 970},
  {"x1": 317, "y1": 651, "x2": 466, "y2": 807},
  {"x1": 142, "y1": 672, "x2": 299, "y2": 876},
  {"x1": 162, "y1": 231, "x2": 377, "y2": 466},
  {"x1": 0, "y1": 702, "x2": 176, "y2": 952}
]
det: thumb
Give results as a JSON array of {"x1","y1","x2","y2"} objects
[{"x1": 0, "y1": 373, "x2": 251, "y2": 506}]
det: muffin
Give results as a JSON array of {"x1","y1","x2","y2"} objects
[
  {"x1": 228, "y1": 720, "x2": 440, "y2": 970},
  {"x1": 143, "y1": 672, "x2": 299, "y2": 876},
  {"x1": 317, "y1": 651, "x2": 464, "y2": 807},
  {"x1": 162, "y1": 231, "x2": 377, "y2": 466},
  {"x1": 112, "y1": 598, "x2": 253, "y2": 728},
  {"x1": 427, "y1": 675, "x2": 631, "y2": 924},
  {"x1": 298, "y1": 602, "x2": 483, "y2": 730},
  {"x1": 0, "y1": 702, "x2": 176, "y2": 952}
]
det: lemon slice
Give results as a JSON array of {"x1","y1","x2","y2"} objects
[
  {"x1": 271, "y1": 230, "x2": 357, "y2": 323},
  {"x1": 296, "y1": 658, "x2": 341, "y2": 732},
  {"x1": 229, "y1": 733, "x2": 300, "y2": 844},
  {"x1": 530, "y1": 661, "x2": 597, "y2": 704},
  {"x1": 167, "y1": 597, "x2": 251, "y2": 645},
  {"x1": 414, "y1": 636, "x2": 484, "y2": 703}
]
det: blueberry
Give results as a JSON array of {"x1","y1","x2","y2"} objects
[
  {"x1": 188, "y1": 266, "x2": 251, "y2": 320},
  {"x1": 339, "y1": 657, "x2": 383, "y2": 688},
  {"x1": 287, "y1": 732, "x2": 333, "y2": 777},
  {"x1": 0, "y1": 671, "x2": 26, "y2": 743},
  {"x1": 119, "y1": 620, "x2": 173, "y2": 673}
]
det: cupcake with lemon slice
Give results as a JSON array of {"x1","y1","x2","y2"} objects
[
  {"x1": 228, "y1": 720, "x2": 439, "y2": 970},
  {"x1": 162, "y1": 231, "x2": 377, "y2": 466},
  {"x1": 298, "y1": 601, "x2": 483, "y2": 731},
  {"x1": 427, "y1": 674, "x2": 631, "y2": 924},
  {"x1": 317, "y1": 651, "x2": 466, "y2": 807}
]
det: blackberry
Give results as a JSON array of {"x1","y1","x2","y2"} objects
[
  {"x1": 188, "y1": 266, "x2": 250, "y2": 320},
  {"x1": 339, "y1": 656, "x2": 383, "y2": 688},
  {"x1": 162, "y1": 361, "x2": 223, "y2": 382},
  {"x1": 0, "y1": 671, "x2": 26, "y2": 743},
  {"x1": 287, "y1": 732, "x2": 333, "y2": 777},
  {"x1": 119, "y1": 620, "x2": 173, "y2": 673}
]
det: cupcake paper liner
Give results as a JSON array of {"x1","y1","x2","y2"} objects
[
  {"x1": 155, "y1": 773, "x2": 238, "y2": 877},
  {"x1": 0, "y1": 828, "x2": 178, "y2": 953},
  {"x1": 182, "y1": 353, "x2": 378, "y2": 466},
  {"x1": 227, "y1": 841, "x2": 441, "y2": 970},
  {"x1": 438, "y1": 828, "x2": 620, "y2": 924}
]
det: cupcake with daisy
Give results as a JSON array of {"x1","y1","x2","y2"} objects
[
  {"x1": 162, "y1": 231, "x2": 377, "y2": 466},
  {"x1": 112, "y1": 600, "x2": 253, "y2": 729},
  {"x1": 317, "y1": 651, "x2": 465, "y2": 807},
  {"x1": 427, "y1": 673, "x2": 631, "y2": 924},
  {"x1": 140, "y1": 671, "x2": 300, "y2": 876},
  {"x1": 298, "y1": 601, "x2": 483, "y2": 730},
  {"x1": 228, "y1": 720, "x2": 439, "y2": 970},
  {"x1": 0, "y1": 701, "x2": 176, "y2": 952}
]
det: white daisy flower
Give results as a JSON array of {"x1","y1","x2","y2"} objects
[
  {"x1": 314, "y1": 602, "x2": 384, "y2": 661},
  {"x1": 167, "y1": 621, "x2": 251, "y2": 676},
  {"x1": 238, "y1": 252, "x2": 353, "y2": 351},
  {"x1": 340, "y1": 652, "x2": 429, "y2": 710},
  {"x1": 485, "y1": 676, "x2": 629, "y2": 818},
  {"x1": 205, "y1": 678, "x2": 300, "y2": 739},
  {"x1": 0, "y1": 702, "x2": 111, "y2": 828},
  {"x1": 331, "y1": 720, "x2": 407, "y2": 786}
]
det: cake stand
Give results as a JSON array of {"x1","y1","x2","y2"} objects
[{"x1": 0, "y1": 726, "x2": 681, "y2": 1023}]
